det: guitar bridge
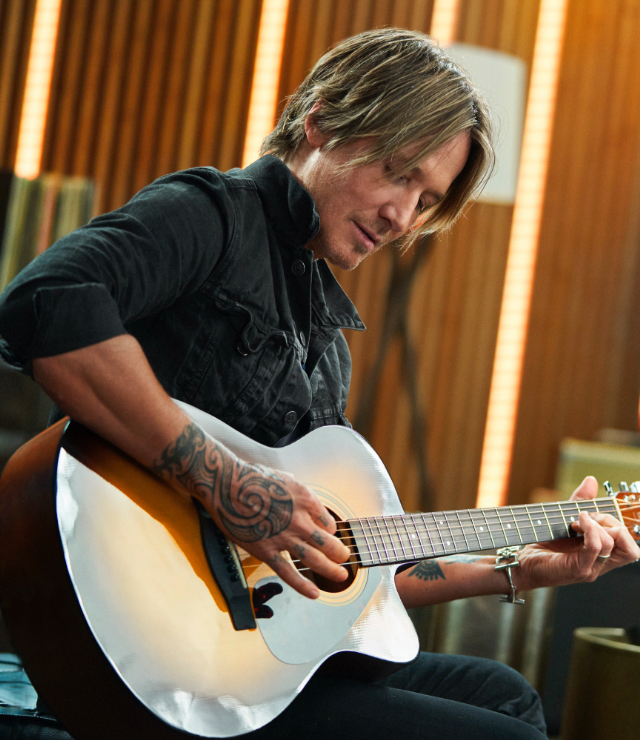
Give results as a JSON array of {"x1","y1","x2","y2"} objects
[{"x1": 195, "y1": 502, "x2": 256, "y2": 631}]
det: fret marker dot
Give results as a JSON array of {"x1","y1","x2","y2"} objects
[
  {"x1": 537, "y1": 520, "x2": 542, "y2": 525},
  {"x1": 446, "y1": 541, "x2": 451, "y2": 546},
  {"x1": 439, "y1": 520, "x2": 443, "y2": 524},
  {"x1": 570, "y1": 517, "x2": 575, "y2": 521},
  {"x1": 507, "y1": 524, "x2": 511, "y2": 528},
  {"x1": 479, "y1": 527, "x2": 484, "y2": 531}
]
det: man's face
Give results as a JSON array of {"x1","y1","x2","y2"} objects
[{"x1": 287, "y1": 128, "x2": 471, "y2": 271}]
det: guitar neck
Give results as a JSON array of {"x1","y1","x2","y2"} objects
[{"x1": 347, "y1": 497, "x2": 621, "y2": 568}]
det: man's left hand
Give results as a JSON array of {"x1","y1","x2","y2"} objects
[{"x1": 514, "y1": 476, "x2": 640, "y2": 592}]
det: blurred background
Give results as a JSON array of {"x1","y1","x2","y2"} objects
[{"x1": 2, "y1": 0, "x2": 640, "y2": 735}]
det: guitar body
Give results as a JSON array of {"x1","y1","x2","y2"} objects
[{"x1": 0, "y1": 401, "x2": 419, "y2": 739}]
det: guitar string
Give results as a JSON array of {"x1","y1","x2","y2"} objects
[
  {"x1": 332, "y1": 504, "x2": 620, "y2": 536},
  {"x1": 333, "y1": 505, "x2": 620, "y2": 544},
  {"x1": 269, "y1": 500, "x2": 630, "y2": 570},
  {"x1": 292, "y1": 499, "x2": 624, "y2": 570},
  {"x1": 291, "y1": 516, "x2": 624, "y2": 571}
]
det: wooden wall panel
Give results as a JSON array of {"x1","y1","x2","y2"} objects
[
  {"x1": 10, "y1": 0, "x2": 639, "y2": 520},
  {"x1": 40, "y1": 0, "x2": 262, "y2": 212},
  {"x1": 509, "y1": 0, "x2": 640, "y2": 504},
  {"x1": 0, "y1": 0, "x2": 37, "y2": 169}
]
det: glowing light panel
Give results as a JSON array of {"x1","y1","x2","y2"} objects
[
  {"x1": 430, "y1": 0, "x2": 460, "y2": 46},
  {"x1": 477, "y1": 0, "x2": 569, "y2": 508},
  {"x1": 242, "y1": 0, "x2": 289, "y2": 167},
  {"x1": 14, "y1": 0, "x2": 62, "y2": 179}
]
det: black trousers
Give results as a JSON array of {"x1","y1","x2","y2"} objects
[
  {"x1": 245, "y1": 652, "x2": 547, "y2": 740},
  {"x1": 0, "y1": 652, "x2": 546, "y2": 739}
]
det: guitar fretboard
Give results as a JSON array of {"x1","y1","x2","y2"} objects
[{"x1": 347, "y1": 498, "x2": 620, "y2": 567}]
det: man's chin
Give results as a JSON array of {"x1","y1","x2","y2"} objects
[{"x1": 325, "y1": 245, "x2": 370, "y2": 271}]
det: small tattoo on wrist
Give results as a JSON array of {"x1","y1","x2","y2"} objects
[{"x1": 408, "y1": 560, "x2": 446, "y2": 581}]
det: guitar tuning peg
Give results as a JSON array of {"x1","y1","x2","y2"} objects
[
  {"x1": 620, "y1": 481, "x2": 630, "y2": 492},
  {"x1": 604, "y1": 481, "x2": 615, "y2": 497},
  {"x1": 631, "y1": 482, "x2": 640, "y2": 493}
]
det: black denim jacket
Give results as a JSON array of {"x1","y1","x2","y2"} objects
[{"x1": 0, "y1": 156, "x2": 365, "y2": 445}]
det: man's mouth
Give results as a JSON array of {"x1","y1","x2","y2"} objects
[{"x1": 353, "y1": 221, "x2": 381, "y2": 249}]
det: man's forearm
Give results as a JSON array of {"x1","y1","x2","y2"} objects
[
  {"x1": 33, "y1": 334, "x2": 191, "y2": 468},
  {"x1": 396, "y1": 554, "x2": 518, "y2": 608}
]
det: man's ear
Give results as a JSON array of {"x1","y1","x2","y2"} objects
[{"x1": 304, "y1": 102, "x2": 328, "y2": 149}]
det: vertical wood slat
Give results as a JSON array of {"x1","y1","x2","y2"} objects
[
  {"x1": 39, "y1": 0, "x2": 262, "y2": 212},
  {"x1": 0, "y1": 0, "x2": 37, "y2": 169}
]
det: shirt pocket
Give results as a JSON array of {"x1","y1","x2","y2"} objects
[{"x1": 182, "y1": 298, "x2": 293, "y2": 435}]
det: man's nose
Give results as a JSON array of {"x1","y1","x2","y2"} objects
[{"x1": 380, "y1": 197, "x2": 418, "y2": 235}]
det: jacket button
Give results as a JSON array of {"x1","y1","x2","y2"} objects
[
  {"x1": 284, "y1": 410, "x2": 298, "y2": 425},
  {"x1": 291, "y1": 259, "x2": 306, "y2": 277},
  {"x1": 299, "y1": 330, "x2": 306, "y2": 346}
]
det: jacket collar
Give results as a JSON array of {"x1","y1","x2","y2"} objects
[
  {"x1": 244, "y1": 155, "x2": 319, "y2": 250},
  {"x1": 245, "y1": 155, "x2": 364, "y2": 332}
]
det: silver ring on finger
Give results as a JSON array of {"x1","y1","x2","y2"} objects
[{"x1": 596, "y1": 553, "x2": 611, "y2": 563}]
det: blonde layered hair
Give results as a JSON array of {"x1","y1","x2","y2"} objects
[{"x1": 262, "y1": 28, "x2": 495, "y2": 242}]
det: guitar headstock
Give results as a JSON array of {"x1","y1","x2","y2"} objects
[{"x1": 605, "y1": 481, "x2": 640, "y2": 541}]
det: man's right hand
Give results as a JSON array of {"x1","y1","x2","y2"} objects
[{"x1": 152, "y1": 421, "x2": 350, "y2": 599}]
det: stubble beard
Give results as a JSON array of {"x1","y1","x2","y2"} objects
[{"x1": 310, "y1": 227, "x2": 370, "y2": 272}]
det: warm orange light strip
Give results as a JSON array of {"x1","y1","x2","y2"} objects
[
  {"x1": 430, "y1": 0, "x2": 460, "y2": 46},
  {"x1": 242, "y1": 0, "x2": 290, "y2": 167},
  {"x1": 476, "y1": 0, "x2": 568, "y2": 508},
  {"x1": 14, "y1": 0, "x2": 62, "y2": 179}
]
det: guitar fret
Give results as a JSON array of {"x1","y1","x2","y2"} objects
[
  {"x1": 403, "y1": 515, "x2": 421, "y2": 560},
  {"x1": 420, "y1": 513, "x2": 438, "y2": 556},
  {"x1": 425, "y1": 512, "x2": 445, "y2": 555},
  {"x1": 541, "y1": 505, "x2": 554, "y2": 541},
  {"x1": 381, "y1": 517, "x2": 395, "y2": 563},
  {"x1": 547, "y1": 503, "x2": 570, "y2": 539},
  {"x1": 509, "y1": 506, "x2": 524, "y2": 542},
  {"x1": 481, "y1": 509, "x2": 496, "y2": 548},
  {"x1": 523, "y1": 505, "x2": 540, "y2": 542},
  {"x1": 528, "y1": 504, "x2": 553, "y2": 541},
  {"x1": 511, "y1": 505, "x2": 536, "y2": 544},
  {"x1": 408, "y1": 514, "x2": 426, "y2": 559},
  {"x1": 497, "y1": 507, "x2": 520, "y2": 546},
  {"x1": 459, "y1": 509, "x2": 482, "y2": 551},
  {"x1": 366, "y1": 517, "x2": 383, "y2": 565},
  {"x1": 441, "y1": 511, "x2": 457, "y2": 551},
  {"x1": 468, "y1": 510, "x2": 494, "y2": 549},
  {"x1": 390, "y1": 516, "x2": 407, "y2": 562},
  {"x1": 433, "y1": 512, "x2": 451, "y2": 553},
  {"x1": 494, "y1": 508, "x2": 510, "y2": 548},
  {"x1": 454, "y1": 511, "x2": 470, "y2": 552}
]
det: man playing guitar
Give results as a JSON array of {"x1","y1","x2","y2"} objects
[{"x1": 1, "y1": 28, "x2": 638, "y2": 740}]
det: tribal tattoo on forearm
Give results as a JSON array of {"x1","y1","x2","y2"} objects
[{"x1": 152, "y1": 422, "x2": 293, "y2": 543}]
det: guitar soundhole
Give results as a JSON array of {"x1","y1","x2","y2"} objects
[{"x1": 297, "y1": 512, "x2": 359, "y2": 593}]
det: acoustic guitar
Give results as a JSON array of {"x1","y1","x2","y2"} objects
[{"x1": 0, "y1": 400, "x2": 638, "y2": 739}]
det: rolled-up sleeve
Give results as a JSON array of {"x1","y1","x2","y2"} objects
[{"x1": 0, "y1": 168, "x2": 234, "y2": 372}]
